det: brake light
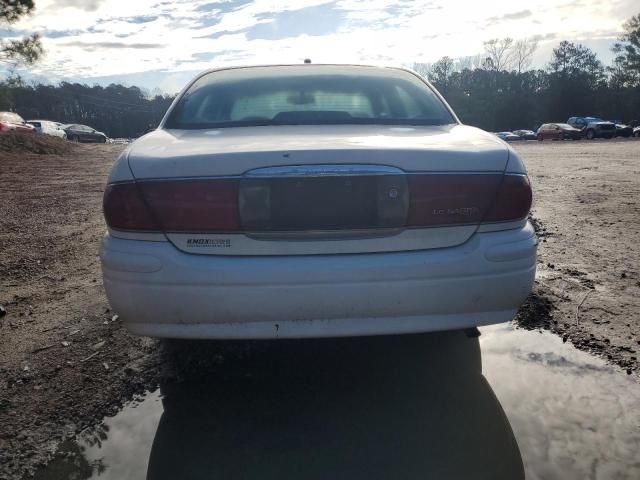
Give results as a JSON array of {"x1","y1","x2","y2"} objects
[
  {"x1": 103, "y1": 174, "x2": 531, "y2": 233},
  {"x1": 103, "y1": 182, "x2": 160, "y2": 231},
  {"x1": 0, "y1": 121, "x2": 10, "y2": 132},
  {"x1": 103, "y1": 180, "x2": 240, "y2": 232},
  {"x1": 483, "y1": 174, "x2": 532, "y2": 223},
  {"x1": 407, "y1": 174, "x2": 501, "y2": 226},
  {"x1": 137, "y1": 179, "x2": 240, "y2": 232},
  {"x1": 407, "y1": 173, "x2": 531, "y2": 227}
]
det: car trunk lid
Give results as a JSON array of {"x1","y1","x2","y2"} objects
[{"x1": 126, "y1": 124, "x2": 513, "y2": 255}]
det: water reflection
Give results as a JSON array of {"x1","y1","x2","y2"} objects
[
  {"x1": 31, "y1": 325, "x2": 640, "y2": 479},
  {"x1": 146, "y1": 330, "x2": 523, "y2": 480},
  {"x1": 481, "y1": 325, "x2": 640, "y2": 480}
]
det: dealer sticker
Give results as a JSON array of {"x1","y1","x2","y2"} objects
[{"x1": 186, "y1": 238, "x2": 231, "y2": 248}]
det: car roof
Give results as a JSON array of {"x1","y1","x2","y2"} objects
[
  {"x1": 181, "y1": 64, "x2": 433, "y2": 89},
  {"x1": 183, "y1": 64, "x2": 432, "y2": 90},
  {"x1": 195, "y1": 63, "x2": 420, "y2": 75}
]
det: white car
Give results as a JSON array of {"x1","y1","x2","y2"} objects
[
  {"x1": 26, "y1": 119, "x2": 67, "y2": 139},
  {"x1": 494, "y1": 131, "x2": 522, "y2": 142},
  {"x1": 100, "y1": 64, "x2": 537, "y2": 339}
]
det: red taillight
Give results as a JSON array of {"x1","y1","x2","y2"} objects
[
  {"x1": 137, "y1": 179, "x2": 240, "y2": 232},
  {"x1": 103, "y1": 182, "x2": 160, "y2": 231},
  {"x1": 407, "y1": 174, "x2": 501, "y2": 226},
  {"x1": 407, "y1": 173, "x2": 531, "y2": 227},
  {"x1": 483, "y1": 174, "x2": 532, "y2": 223},
  {"x1": 103, "y1": 180, "x2": 240, "y2": 232},
  {"x1": 104, "y1": 174, "x2": 531, "y2": 233}
]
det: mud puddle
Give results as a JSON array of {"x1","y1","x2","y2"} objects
[{"x1": 30, "y1": 325, "x2": 640, "y2": 480}]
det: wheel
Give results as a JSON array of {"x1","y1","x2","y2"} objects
[
  {"x1": 537, "y1": 134, "x2": 543, "y2": 141},
  {"x1": 62, "y1": 134, "x2": 67, "y2": 140},
  {"x1": 73, "y1": 135, "x2": 81, "y2": 142},
  {"x1": 634, "y1": 131, "x2": 640, "y2": 138},
  {"x1": 585, "y1": 129, "x2": 595, "y2": 140}
]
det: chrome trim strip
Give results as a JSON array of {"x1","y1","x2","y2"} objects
[
  {"x1": 244, "y1": 164, "x2": 404, "y2": 177},
  {"x1": 125, "y1": 170, "x2": 518, "y2": 183},
  {"x1": 244, "y1": 228, "x2": 405, "y2": 241}
]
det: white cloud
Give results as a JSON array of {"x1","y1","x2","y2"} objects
[{"x1": 6, "y1": 0, "x2": 633, "y2": 92}]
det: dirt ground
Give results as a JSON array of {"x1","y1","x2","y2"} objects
[
  {"x1": 0, "y1": 138, "x2": 639, "y2": 478},
  {"x1": 0, "y1": 143, "x2": 160, "y2": 479},
  {"x1": 512, "y1": 139, "x2": 640, "y2": 375}
]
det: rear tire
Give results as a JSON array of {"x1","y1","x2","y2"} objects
[
  {"x1": 537, "y1": 134, "x2": 543, "y2": 141},
  {"x1": 585, "y1": 129, "x2": 595, "y2": 140}
]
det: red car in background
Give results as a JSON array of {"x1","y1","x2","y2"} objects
[
  {"x1": 536, "y1": 123, "x2": 582, "y2": 140},
  {"x1": 0, "y1": 112, "x2": 36, "y2": 133}
]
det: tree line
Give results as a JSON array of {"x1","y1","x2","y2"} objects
[
  {"x1": 0, "y1": 80, "x2": 174, "y2": 138},
  {"x1": 415, "y1": 14, "x2": 640, "y2": 132}
]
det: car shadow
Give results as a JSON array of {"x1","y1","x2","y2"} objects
[{"x1": 148, "y1": 330, "x2": 524, "y2": 480}]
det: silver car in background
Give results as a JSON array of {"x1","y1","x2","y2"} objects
[{"x1": 26, "y1": 120, "x2": 67, "y2": 139}]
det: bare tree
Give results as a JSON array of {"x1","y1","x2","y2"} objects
[
  {"x1": 513, "y1": 38, "x2": 538, "y2": 73},
  {"x1": 412, "y1": 62, "x2": 431, "y2": 78},
  {"x1": 457, "y1": 54, "x2": 483, "y2": 71},
  {"x1": 429, "y1": 56, "x2": 454, "y2": 92},
  {"x1": 483, "y1": 37, "x2": 515, "y2": 72}
]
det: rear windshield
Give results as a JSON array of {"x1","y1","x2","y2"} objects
[{"x1": 165, "y1": 66, "x2": 456, "y2": 129}]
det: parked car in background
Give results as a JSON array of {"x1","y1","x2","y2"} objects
[
  {"x1": 567, "y1": 116, "x2": 616, "y2": 139},
  {"x1": 612, "y1": 121, "x2": 633, "y2": 137},
  {"x1": 109, "y1": 138, "x2": 132, "y2": 145},
  {"x1": 27, "y1": 120, "x2": 67, "y2": 139},
  {"x1": 494, "y1": 131, "x2": 522, "y2": 141},
  {"x1": 513, "y1": 129, "x2": 537, "y2": 140},
  {"x1": 101, "y1": 64, "x2": 536, "y2": 340},
  {"x1": 536, "y1": 123, "x2": 582, "y2": 141},
  {"x1": 0, "y1": 112, "x2": 35, "y2": 133},
  {"x1": 64, "y1": 124, "x2": 108, "y2": 143}
]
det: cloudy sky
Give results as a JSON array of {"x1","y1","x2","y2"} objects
[{"x1": 3, "y1": 0, "x2": 638, "y2": 92}]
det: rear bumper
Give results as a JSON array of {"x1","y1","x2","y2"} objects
[{"x1": 100, "y1": 223, "x2": 537, "y2": 339}]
